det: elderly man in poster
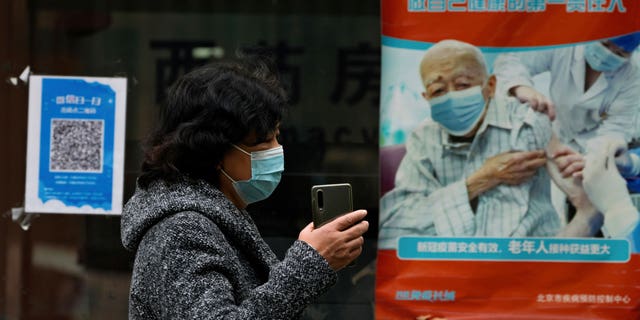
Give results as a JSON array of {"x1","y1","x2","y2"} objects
[{"x1": 378, "y1": 40, "x2": 602, "y2": 249}]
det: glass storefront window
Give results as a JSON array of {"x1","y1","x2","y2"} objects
[{"x1": 1, "y1": 1, "x2": 379, "y2": 319}]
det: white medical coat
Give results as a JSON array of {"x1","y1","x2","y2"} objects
[{"x1": 494, "y1": 46, "x2": 640, "y2": 152}]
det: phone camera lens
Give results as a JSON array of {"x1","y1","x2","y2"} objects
[{"x1": 317, "y1": 190, "x2": 324, "y2": 210}]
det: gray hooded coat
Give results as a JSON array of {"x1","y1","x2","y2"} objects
[{"x1": 121, "y1": 177, "x2": 337, "y2": 319}]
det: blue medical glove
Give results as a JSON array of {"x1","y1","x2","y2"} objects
[{"x1": 615, "y1": 149, "x2": 640, "y2": 178}]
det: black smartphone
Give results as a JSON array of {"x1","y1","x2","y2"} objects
[{"x1": 311, "y1": 183, "x2": 353, "y2": 228}]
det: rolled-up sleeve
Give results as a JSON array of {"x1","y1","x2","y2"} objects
[{"x1": 523, "y1": 107, "x2": 553, "y2": 149}]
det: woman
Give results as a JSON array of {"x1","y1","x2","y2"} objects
[{"x1": 121, "y1": 56, "x2": 369, "y2": 319}]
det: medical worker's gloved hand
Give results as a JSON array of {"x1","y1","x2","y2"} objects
[{"x1": 583, "y1": 138, "x2": 639, "y2": 238}]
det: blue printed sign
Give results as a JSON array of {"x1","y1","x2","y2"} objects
[
  {"x1": 25, "y1": 76, "x2": 127, "y2": 214},
  {"x1": 398, "y1": 236, "x2": 630, "y2": 263}
]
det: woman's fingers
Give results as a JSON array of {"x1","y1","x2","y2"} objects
[{"x1": 331, "y1": 210, "x2": 368, "y2": 231}]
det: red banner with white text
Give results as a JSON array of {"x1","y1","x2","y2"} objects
[{"x1": 377, "y1": 1, "x2": 640, "y2": 319}]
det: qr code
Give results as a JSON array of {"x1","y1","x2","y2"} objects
[{"x1": 50, "y1": 119, "x2": 104, "y2": 172}]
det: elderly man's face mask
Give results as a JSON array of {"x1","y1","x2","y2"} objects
[
  {"x1": 428, "y1": 85, "x2": 487, "y2": 137},
  {"x1": 421, "y1": 48, "x2": 492, "y2": 137}
]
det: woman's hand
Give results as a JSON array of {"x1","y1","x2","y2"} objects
[{"x1": 298, "y1": 210, "x2": 369, "y2": 271}]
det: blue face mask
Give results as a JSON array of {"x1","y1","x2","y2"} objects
[
  {"x1": 221, "y1": 144, "x2": 284, "y2": 205},
  {"x1": 584, "y1": 42, "x2": 627, "y2": 72},
  {"x1": 428, "y1": 85, "x2": 487, "y2": 137}
]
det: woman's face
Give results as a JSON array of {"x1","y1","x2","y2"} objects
[{"x1": 218, "y1": 127, "x2": 281, "y2": 208}]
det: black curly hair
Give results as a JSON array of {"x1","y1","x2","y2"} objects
[{"x1": 138, "y1": 53, "x2": 287, "y2": 188}]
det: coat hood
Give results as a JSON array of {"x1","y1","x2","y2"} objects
[{"x1": 121, "y1": 177, "x2": 252, "y2": 251}]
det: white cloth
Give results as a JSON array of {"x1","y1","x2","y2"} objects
[
  {"x1": 378, "y1": 96, "x2": 560, "y2": 249},
  {"x1": 494, "y1": 46, "x2": 640, "y2": 153}
]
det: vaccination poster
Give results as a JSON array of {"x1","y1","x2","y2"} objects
[
  {"x1": 24, "y1": 76, "x2": 127, "y2": 215},
  {"x1": 376, "y1": 1, "x2": 640, "y2": 319}
]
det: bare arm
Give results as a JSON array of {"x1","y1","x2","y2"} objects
[
  {"x1": 556, "y1": 207, "x2": 603, "y2": 238},
  {"x1": 545, "y1": 134, "x2": 603, "y2": 237}
]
